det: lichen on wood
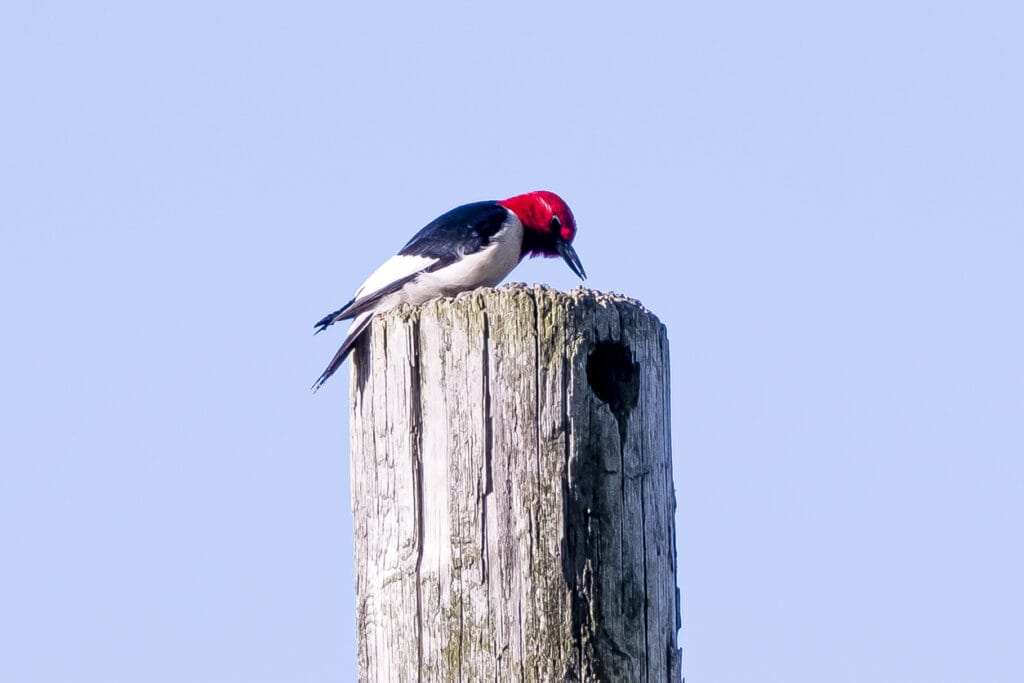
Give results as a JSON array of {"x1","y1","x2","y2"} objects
[{"x1": 349, "y1": 284, "x2": 680, "y2": 682}]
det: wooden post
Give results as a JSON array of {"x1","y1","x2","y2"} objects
[{"x1": 349, "y1": 284, "x2": 680, "y2": 682}]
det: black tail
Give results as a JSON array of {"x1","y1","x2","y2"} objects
[
  {"x1": 313, "y1": 298, "x2": 355, "y2": 335},
  {"x1": 314, "y1": 272, "x2": 422, "y2": 335},
  {"x1": 311, "y1": 314, "x2": 374, "y2": 392}
]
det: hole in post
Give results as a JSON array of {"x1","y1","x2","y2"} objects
[{"x1": 586, "y1": 341, "x2": 639, "y2": 417}]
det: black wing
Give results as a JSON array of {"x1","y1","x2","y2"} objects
[{"x1": 398, "y1": 200, "x2": 509, "y2": 263}]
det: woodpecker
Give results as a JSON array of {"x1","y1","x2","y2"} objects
[{"x1": 312, "y1": 190, "x2": 585, "y2": 391}]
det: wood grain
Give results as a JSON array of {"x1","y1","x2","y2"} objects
[{"x1": 349, "y1": 284, "x2": 680, "y2": 682}]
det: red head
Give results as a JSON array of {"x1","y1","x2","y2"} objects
[{"x1": 498, "y1": 190, "x2": 586, "y2": 279}]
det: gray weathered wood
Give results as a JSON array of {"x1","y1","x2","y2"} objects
[{"x1": 349, "y1": 284, "x2": 680, "y2": 682}]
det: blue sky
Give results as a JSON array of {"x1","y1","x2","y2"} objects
[{"x1": 2, "y1": 1, "x2": 1022, "y2": 681}]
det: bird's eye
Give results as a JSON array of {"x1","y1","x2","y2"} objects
[{"x1": 549, "y1": 216, "x2": 561, "y2": 231}]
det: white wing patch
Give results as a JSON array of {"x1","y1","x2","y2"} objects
[
  {"x1": 353, "y1": 254, "x2": 438, "y2": 300},
  {"x1": 353, "y1": 215, "x2": 525, "y2": 308}
]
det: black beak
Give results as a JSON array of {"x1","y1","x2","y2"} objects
[{"x1": 556, "y1": 239, "x2": 587, "y2": 280}]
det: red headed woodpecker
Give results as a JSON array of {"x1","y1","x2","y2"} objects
[{"x1": 313, "y1": 190, "x2": 585, "y2": 390}]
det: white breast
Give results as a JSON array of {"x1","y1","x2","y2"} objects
[{"x1": 412, "y1": 214, "x2": 525, "y2": 300}]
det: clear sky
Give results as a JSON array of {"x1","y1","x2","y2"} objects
[{"x1": 2, "y1": 1, "x2": 1021, "y2": 681}]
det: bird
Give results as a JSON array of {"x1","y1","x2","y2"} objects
[{"x1": 312, "y1": 190, "x2": 586, "y2": 391}]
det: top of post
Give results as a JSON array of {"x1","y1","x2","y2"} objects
[{"x1": 376, "y1": 282, "x2": 662, "y2": 330}]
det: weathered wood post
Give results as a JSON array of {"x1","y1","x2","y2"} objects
[{"x1": 349, "y1": 284, "x2": 680, "y2": 681}]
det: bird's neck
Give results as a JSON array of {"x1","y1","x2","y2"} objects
[{"x1": 520, "y1": 229, "x2": 554, "y2": 258}]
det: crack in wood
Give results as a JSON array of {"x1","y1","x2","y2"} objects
[{"x1": 410, "y1": 316, "x2": 425, "y2": 683}]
